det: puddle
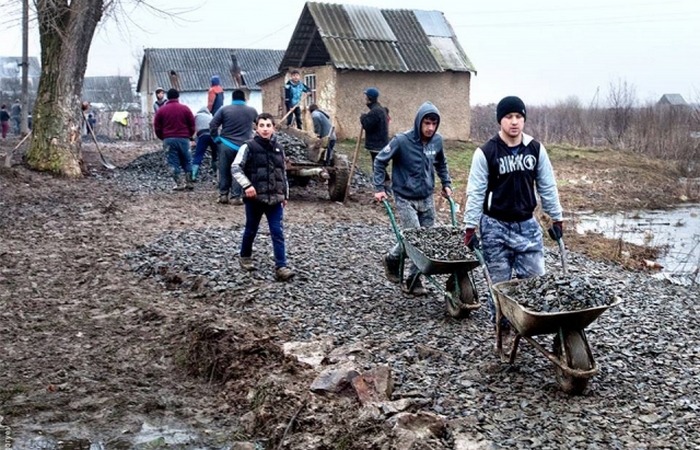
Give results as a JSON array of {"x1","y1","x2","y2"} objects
[{"x1": 574, "y1": 204, "x2": 700, "y2": 285}]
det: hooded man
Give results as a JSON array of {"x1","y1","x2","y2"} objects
[
  {"x1": 373, "y1": 102, "x2": 453, "y2": 295},
  {"x1": 191, "y1": 106, "x2": 218, "y2": 181},
  {"x1": 208, "y1": 76, "x2": 224, "y2": 115}
]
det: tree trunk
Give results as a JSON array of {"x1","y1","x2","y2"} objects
[{"x1": 27, "y1": 0, "x2": 104, "y2": 177}]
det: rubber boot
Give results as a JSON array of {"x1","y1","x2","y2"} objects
[
  {"x1": 185, "y1": 172, "x2": 194, "y2": 190},
  {"x1": 191, "y1": 164, "x2": 199, "y2": 181}
]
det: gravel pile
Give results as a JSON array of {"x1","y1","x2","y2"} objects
[
  {"x1": 125, "y1": 223, "x2": 700, "y2": 449},
  {"x1": 497, "y1": 272, "x2": 622, "y2": 313},
  {"x1": 102, "y1": 132, "x2": 374, "y2": 194},
  {"x1": 403, "y1": 226, "x2": 472, "y2": 261}
]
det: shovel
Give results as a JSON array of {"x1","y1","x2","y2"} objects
[{"x1": 83, "y1": 112, "x2": 116, "y2": 170}]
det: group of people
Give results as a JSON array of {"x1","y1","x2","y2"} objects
[
  {"x1": 151, "y1": 72, "x2": 565, "y2": 313},
  {"x1": 152, "y1": 81, "x2": 294, "y2": 282},
  {"x1": 0, "y1": 100, "x2": 24, "y2": 138},
  {"x1": 372, "y1": 93, "x2": 563, "y2": 330}
]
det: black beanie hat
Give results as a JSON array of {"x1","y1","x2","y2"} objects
[
  {"x1": 166, "y1": 88, "x2": 179, "y2": 100},
  {"x1": 496, "y1": 96, "x2": 526, "y2": 123}
]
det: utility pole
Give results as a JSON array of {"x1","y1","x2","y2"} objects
[{"x1": 20, "y1": 0, "x2": 29, "y2": 135}]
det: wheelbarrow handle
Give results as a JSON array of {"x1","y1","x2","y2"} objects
[
  {"x1": 381, "y1": 198, "x2": 403, "y2": 248},
  {"x1": 446, "y1": 195, "x2": 458, "y2": 227},
  {"x1": 557, "y1": 238, "x2": 568, "y2": 275}
]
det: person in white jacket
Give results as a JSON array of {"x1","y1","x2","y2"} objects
[{"x1": 463, "y1": 96, "x2": 564, "y2": 328}]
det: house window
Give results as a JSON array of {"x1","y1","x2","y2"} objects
[{"x1": 304, "y1": 74, "x2": 316, "y2": 106}]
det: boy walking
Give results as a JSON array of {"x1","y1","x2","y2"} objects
[
  {"x1": 231, "y1": 113, "x2": 294, "y2": 282},
  {"x1": 463, "y1": 96, "x2": 564, "y2": 327}
]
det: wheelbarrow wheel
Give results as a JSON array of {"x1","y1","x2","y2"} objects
[
  {"x1": 445, "y1": 271, "x2": 477, "y2": 318},
  {"x1": 553, "y1": 329, "x2": 592, "y2": 395}
]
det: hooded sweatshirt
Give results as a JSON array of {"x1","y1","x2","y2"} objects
[
  {"x1": 373, "y1": 101, "x2": 451, "y2": 200},
  {"x1": 195, "y1": 107, "x2": 213, "y2": 136}
]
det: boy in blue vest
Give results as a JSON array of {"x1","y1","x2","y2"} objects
[
  {"x1": 231, "y1": 113, "x2": 294, "y2": 281},
  {"x1": 463, "y1": 96, "x2": 564, "y2": 328}
]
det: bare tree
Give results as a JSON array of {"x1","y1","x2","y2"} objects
[
  {"x1": 603, "y1": 79, "x2": 637, "y2": 148},
  {"x1": 23, "y1": 0, "x2": 194, "y2": 177}
]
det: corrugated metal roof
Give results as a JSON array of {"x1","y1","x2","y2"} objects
[
  {"x1": 82, "y1": 76, "x2": 134, "y2": 103},
  {"x1": 659, "y1": 93, "x2": 687, "y2": 106},
  {"x1": 141, "y1": 48, "x2": 285, "y2": 93},
  {"x1": 280, "y1": 2, "x2": 475, "y2": 73}
]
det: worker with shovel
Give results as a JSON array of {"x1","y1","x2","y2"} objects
[{"x1": 284, "y1": 70, "x2": 311, "y2": 129}]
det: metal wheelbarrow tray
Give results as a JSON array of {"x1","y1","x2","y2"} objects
[
  {"x1": 403, "y1": 237, "x2": 480, "y2": 276},
  {"x1": 492, "y1": 278, "x2": 623, "y2": 337}
]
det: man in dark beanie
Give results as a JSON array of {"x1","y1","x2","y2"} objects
[
  {"x1": 463, "y1": 95, "x2": 563, "y2": 332},
  {"x1": 209, "y1": 89, "x2": 258, "y2": 205},
  {"x1": 360, "y1": 87, "x2": 390, "y2": 190},
  {"x1": 153, "y1": 88, "x2": 196, "y2": 191}
]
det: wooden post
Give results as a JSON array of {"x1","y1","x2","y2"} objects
[{"x1": 343, "y1": 128, "x2": 364, "y2": 205}]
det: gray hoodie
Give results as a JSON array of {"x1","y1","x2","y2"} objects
[
  {"x1": 373, "y1": 101, "x2": 451, "y2": 200},
  {"x1": 195, "y1": 107, "x2": 213, "y2": 135}
]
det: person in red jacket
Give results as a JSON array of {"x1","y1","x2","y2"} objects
[{"x1": 154, "y1": 89, "x2": 196, "y2": 191}]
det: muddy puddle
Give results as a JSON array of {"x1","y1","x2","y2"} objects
[{"x1": 575, "y1": 204, "x2": 700, "y2": 284}]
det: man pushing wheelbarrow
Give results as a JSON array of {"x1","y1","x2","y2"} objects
[
  {"x1": 373, "y1": 101, "x2": 454, "y2": 296},
  {"x1": 462, "y1": 96, "x2": 564, "y2": 329}
]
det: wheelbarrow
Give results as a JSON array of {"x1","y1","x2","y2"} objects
[
  {"x1": 473, "y1": 237, "x2": 622, "y2": 394},
  {"x1": 383, "y1": 197, "x2": 481, "y2": 318}
]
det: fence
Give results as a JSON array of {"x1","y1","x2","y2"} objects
[{"x1": 86, "y1": 111, "x2": 157, "y2": 142}]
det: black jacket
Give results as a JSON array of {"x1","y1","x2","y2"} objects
[
  {"x1": 481, "y1": 135, "x2": 541, "y2": 222},
  {"x1": 231, "y1": 135, "x2": 289, "y2": 205},
  {"x1": 360, "y1": 102, "x2": 389, "y2": 151}
]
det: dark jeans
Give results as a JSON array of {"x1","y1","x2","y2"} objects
[
  {"x1": 324, "y1": 139, "x2": 336, "y2": 166},
  {"x1": 240, "y1": 201, "x2": 287, "y2": 268},
  {"x1": 218, "y1": 145, "x2": 242, "y2": 198},
  {"x1": 11, "y1": 116, "x2": 20, "y2": 135},
  {"x1": 164, "y1": 137, "x2": 192, "y2": 176},
  {"x1": 1, "y1": 121, "x2": 8, "y2": 139},
  {"x1": 286, "y1": 106, "x2": 302, "y2": 129},
  {"x1": 192, "y1": 133, "x2": 218, "y2": 166}
]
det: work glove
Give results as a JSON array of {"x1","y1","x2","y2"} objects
[
  {"x1": 547, "y1": 221, "x2": 564, "y2": 241},
  {"x1": 464, "y1": 228, "x2": 478, "y2": 250}
]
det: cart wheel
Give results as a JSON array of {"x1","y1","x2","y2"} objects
[
  {"x1": 553, "y1": 329, "x2": 592, "y2": 395},
  {"x1": 445, "y1": 272, "x2": 478, "y2": 318}
]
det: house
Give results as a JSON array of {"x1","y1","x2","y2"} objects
[
  {"x1": 258, "y1": 2, "x2": 476, "y2": 140},
  {"x1": 82, "y1": 76, "x2": 139, "y2": 111},
  {"x1": 0, "y1": 56, "x2": 41, "y2": 100},
  {"x1": 657, "y1": 94, "x2": 688, "y2": 108},
  {"x1": 136, "y1": 48, "x2": 285, "y2": 115}
]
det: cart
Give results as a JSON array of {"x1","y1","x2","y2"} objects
[
  {"x1": 383, "y1": 197, "x2": 481, "y2": 318},
  {"x1": 474, "y1": 239, "x2": 622, "y2": 394}
]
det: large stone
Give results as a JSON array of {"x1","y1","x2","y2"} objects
[
  {"x1": 309, "y1": 364, "x2": 360, "y2": 396},
  {"x1": 282, "y1": 338, "x2": 334, "y2": 368}
]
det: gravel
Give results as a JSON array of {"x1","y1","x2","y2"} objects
[{"x1": 126, "y1": 222, "x2": 700, "y2": 449}]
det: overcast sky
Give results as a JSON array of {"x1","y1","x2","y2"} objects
[{"x1": 1, "y1": 0, "x2": 698, "y2": 106}]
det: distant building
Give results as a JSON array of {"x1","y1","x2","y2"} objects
[
  {"x1": 657, "y1": 93, "x2": 688, "y2": 107},
  {"x1": 135, "y1": 48, "x2": 285, "y2": 115},
  {"x1": 258, "y1": 2, "x2": 476, "y2": 140}
]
